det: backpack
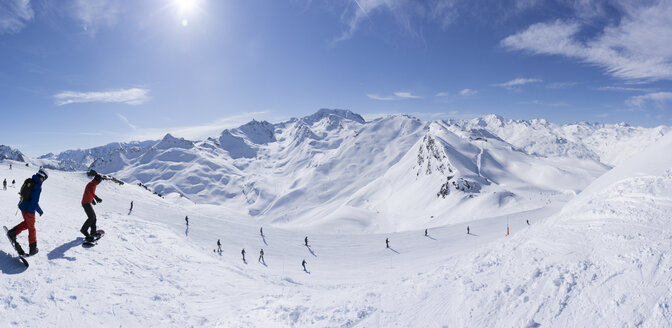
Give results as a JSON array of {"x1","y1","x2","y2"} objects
[{"x1": 18, "y1": 178, "x2": 35, "y2": 204}]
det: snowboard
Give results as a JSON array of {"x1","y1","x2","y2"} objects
[
  {"x1": 3, "y1": 226, "x2": 29, "y2": 267},
  {"x1": 82, "y1": 230, "x2": 105, "y2": 247}
]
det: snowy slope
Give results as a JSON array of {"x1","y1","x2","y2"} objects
[
  {"x1": 31, "y1": 110, "x2": 669, "y2": 234},
  {"x1": 2, "y1": 130, "x2": 672, "y2": 327}
]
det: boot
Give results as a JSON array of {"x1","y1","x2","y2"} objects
[
  {"x1": 29, "y1": 242, "x2": 38, "y2": 256},
  {"x1": 6, "y1": 227, "x2": 17, "y2": 244}
]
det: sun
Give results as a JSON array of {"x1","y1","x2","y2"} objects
[{"x1": 173, "y1": 0, "x2": 198, "y2": 13}]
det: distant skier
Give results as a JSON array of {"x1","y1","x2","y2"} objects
[
  {"x1": 302, "y1": 259, "x2": 307, "y2": 272},
  {"x1": 185, "y1": 216, "x2": 189, "y2": 226},
  {"x1": 217, "y1": 239, "x2": 222, "y2": 252},
  {"x1": 260, "y1": 227, "x2": 264, "y2": 237},
  {"x1": 6, "y1": 168, "x2": 48, "y2": 256},
  {"x1": 385, "y1": 238, "x2": 389, "y2": 248},
  {"x1": 241, "y1": 248, "x2": 246, "y2": 262},
  {"x1": 424, "y1": 229, "x2": 428, "y2": 237},
  {"x1": 3, "y1": 178, "x2": 7, "y2": 190},
  {"x1": 467, "y1": 226, "x2": 470, "y2": 234},
  {"x1": 526, "y1": 219, "x2": 530, "y2": 225},
  {"x1": 304, "y1": 236, "x2": 308, "y2": 247},
  {"x1": 80, "y1": 174, "x2": 103, "y2": 242},
  {"x1": 129, "y1": 201, "x2": 134, "y2": 212},
  {"x1": 258, "y1": 249, "x2": 265, "y2": 263},
  {"x1": 9, "y1": 163, "x2": 12, "y2": 170},
  {"x1": 12, "y1": 179, "x2": 15, "y2": 187}
]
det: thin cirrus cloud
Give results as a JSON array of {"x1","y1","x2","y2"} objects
[
  {"x1": 501, "y1": 2, "x2": 672, "y2": 81},
  {"x1": 0, "y1": 0, "x2": 34, "y2": 34},
  {"x1": 626, "y1": 92, "x2": 672, "y2": 108},
  {"x1": 492, "y1": 78, "x2": 542, "y2": 89},
  {"x1": 367, "y1": 91, "x2": 421, "y2": 101},
  {"x1": 459, "y1": 88, "x2": 477, "y2": 96},
  {"x1": 117, "y1": 114, "x2": 137, "y2": 130},
  {"x1": 54, "y1": 88, "x2": 150, "y2": 106}
]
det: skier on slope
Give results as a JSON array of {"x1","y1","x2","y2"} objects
[
  {"x1": 304, "y1": 236, "x2": 308, "y2": 247},
  {"x1": 6, "y1": 168, "x2": 48, "y2": 256},
  {"x1": 385, "y1": 238, "x2": 389, "y2": 248},
  {"x1": 424, "y1": 229, "x2": 428, "y2": 237},
  {"x1": 217, "y1": 239, "x2": 222, "y2": 252},
  {"x1": 258, "y1": 249, "x2": 265, "y2": 263},
  {"x1": 129, "y1": 201, "x2": 133, "y2": 212},
  {"x1": 467, "y1": 226, "x2": 470, "y2": 234},
  {"x1": 526, "y1": 219, "x2": 530, "y2": 225},
  {"x1": 3, "y1": 178, "x2": 7, "y2": 190},
  {"x1": 302, "y1": 259, "x2": 307, "y2": 272},
  {"x1": 241, "y1": 248, "x2": 246, "y2": 262},
  {"x1": 80, "y1": 174, "x2": 103, "y2": 242},
  {"x1": 12, "y1": 179, "x2": 15, "y2": 187},
  {"x1": 260, "y1": 227, "x2": 264, "y2": 237},
  {"x1": 185, "y1": 216, "x2": 189, "y2": 226}
]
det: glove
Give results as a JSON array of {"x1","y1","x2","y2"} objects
[
  {"x1": 38, "y1": 211, "x2": 44, "y2": 216},
  {"x1": 95, "y1": 196, "x2": 102, "y2": 203},
  {"x1": 92, "y1": 199, "x2": 97, "y2": 205}
]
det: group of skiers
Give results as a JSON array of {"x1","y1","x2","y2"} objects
[{"x1": 6, "y1": 169, "x2": 105, "y2": 256}]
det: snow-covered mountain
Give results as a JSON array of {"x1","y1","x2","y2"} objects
[
  {"x1": 2, "y1": 127, "x2": 672, "y2": 327},
  {"x1": 0, "y1": 145, "x2": 25, "y2": 162},
  {"x1": 28, "y1": 109, "x2": 668, "y2": 233}
]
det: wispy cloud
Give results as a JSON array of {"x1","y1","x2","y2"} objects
[
  {"x1": 459, "y1": 88, "x2": 477, "y2": 96},
  {"x1": 493, "y1": 78, "x2": 542, "y2": 89},
  {"x1": 0, "y1": 0, "x2": 34, "y2": 34},
  {"x1": 501, "y1": 2, "x2": 672, "y2": 81},
  {"x1": 546, "y1": 82, "x2": 578, "y2": 89},
  {"x1": 367, "y1": 91, "x2": 421, "y2": 101},
  {"x1": 117, "y1": 114, "x2": 136, "y2": 130},
  {"x1": 54, "y1": 88, "x2": 150, "y2": 106},
  {"x1": 519, "y1": 99, "x2": 568, "y2": 107},
  {"x1": 70, "y1": 0, "x2": 120, "y2": 35},
  {"x1": 596, "y1": 86, "x2": 653, "y2": 92},
  {"x1": 626, "y1": 92, "x2": 672, "y2": 108}
]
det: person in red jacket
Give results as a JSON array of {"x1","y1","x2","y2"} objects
[{"x1": 81, "y1": 174, "x2": 103, "y2": 241}]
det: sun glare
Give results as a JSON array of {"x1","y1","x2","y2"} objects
[{"x1": 173, "y1": 0, "x2": 198, "y2": 13}]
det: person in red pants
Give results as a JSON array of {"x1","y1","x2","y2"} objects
[
  {"x1": 7, "y1": 168, "x2": 48, "y2": 256},
  {"x1": 81, "y1": 174, "x2": 103, "y2": 242}
]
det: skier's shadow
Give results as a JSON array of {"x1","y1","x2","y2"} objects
[
  {"x1": 260, "y1": 261, "x2": 268, "y2": 267},
  {"x1": 306, "y1": 245, "x2": 317, "y2": 257},
  {"x1": 127, "y1": 210, "x2": 132, "y2": 216},
  {"x1": 304, "y1": 269, "x2": 311, "y2": 275},
  {"x1": 48, "y1": 238, "x2": 83, "y2": 261},
  {"x1": 242, "y1": 259, "x2": 247, "y2": 265},
  {"x1": 0, "y1": 250, "x2": 28, "y2": 274},
  {"x1": 467, "y1": 233, "x2": 479, "y2": 237},
  {"x1": 387, "y1": 247, "x2": 400, "y2": 254},
  {"x1": 425, "y1": 235, "x2": 437, "y2": 240},
  {"x1": 261, "y1": 235, "x2": 268, "y2": 246},
  {"x1": 185, "y1": 226, "x2": 189, "y2": 237}
]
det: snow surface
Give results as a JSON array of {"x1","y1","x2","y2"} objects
[{"x1": 1, "y1": 129, "x2": 672, "y2": 326}]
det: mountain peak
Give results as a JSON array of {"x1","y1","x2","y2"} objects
[
  {"x1": 302, "y1": 108, "x2": 365, "y2": 125},
  {"x1": 156, "y1": 134, "x2": 194, "y2": 150}
]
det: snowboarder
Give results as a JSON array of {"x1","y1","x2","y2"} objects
[
  {"x1": 304, "y1": 236, "x2": 308, "y2": 247},
  {"x1": 129, "y1": 201, "x2": 134, "y2": 212},
  {"x1": 526, "y1": 219, "x2": 530, "y2": 225},
  {"x1": 424, "y1": 229, "x2": 428, "y2": 237},
  {"x1": 3, "y1": 178, "x2": 7, "y2": 190},
  {"x1": 241, "y1": 248, "x2": 246, "y2": 262},
  {"x1": 467, "y1": 226, "x2": 470, "y2": 234},
  {"x1": 385, "y1": 238, "x2": 389, "y2": 248},
  {"x1": 6, "y1": 168, "x2": 48, "y2": 256},
  {"x1": 302, "y1": 259, "x2": 307, "y2": 272},
  {"x1": 258, "y1": 249, "x2": 265, "y2": 263},
  {"x1": 185, "y1": 216, "x2": 189, "y2": 226},
  {"x1": 217, "y1": 239, "x2": 222, "y2": 252},
  {"x1": 80, "y1": 174, "x2": 103, "y2": 242}
]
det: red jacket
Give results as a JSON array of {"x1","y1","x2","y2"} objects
[{"x1": 81, "y1": 179, "x2": 99, "y2": 205}]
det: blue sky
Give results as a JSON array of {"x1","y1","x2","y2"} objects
[{"x1": 1, "y1": 0, "x2": 671, "y2": 156}]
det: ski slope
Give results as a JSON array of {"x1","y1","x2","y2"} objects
[{"x1": 2, "y1": 131, "x2": 672, "y2": 327}]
